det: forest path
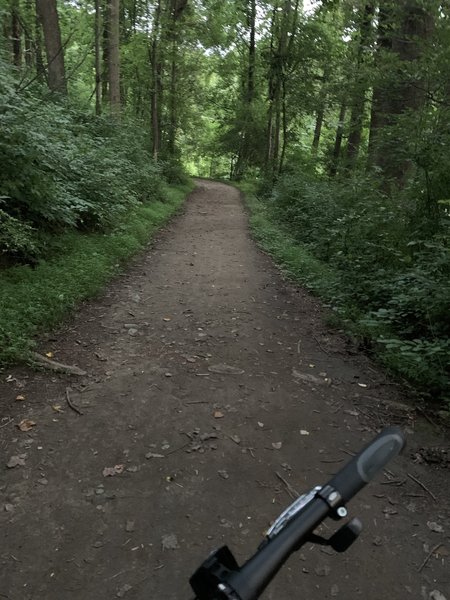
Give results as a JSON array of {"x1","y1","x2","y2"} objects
[{"x1": 1, "y1": 181, "x2": 448, "y2": 600}]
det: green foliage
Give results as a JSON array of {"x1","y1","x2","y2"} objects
[
  {"x1": 0, "y1": 57, "x2": 165, "y2": 257},
  {"x1": 243, "y1": 175, "x2": 450, "y2": 405},
  {"x1": 0, "y1": 208, "x2": 37, "y2": 260},
  {"x1": 0, "y1": 183, "x2": 193, "y2": 363}
]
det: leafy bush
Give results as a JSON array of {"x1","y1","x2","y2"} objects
[
  {"x1": 0, "y1": 207, "x2": 37, "y2": 261},
  {"x1": 254, "y1": 170, "x2": 450, "y2": 404},
  {"x1": 0, "y1": 57, "x2": 165, "y2": 243},
  {"x1": 0, "y1": 183, "x2": 192, "y2": 364}
]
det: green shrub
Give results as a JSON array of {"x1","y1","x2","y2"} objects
[
  {"x1": 0, "y1": 207, "x2": 38, "y2": 261},
  {"x1": 244, "y1": 171, "x2": 450, "y2": 404},
  {"x1": 0, "y1": 57, "x2": 166, "y2": 240}
]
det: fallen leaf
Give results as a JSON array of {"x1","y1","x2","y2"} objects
[
  {"x1": 331, "y1": 584, "x2": 339, "y2": 597},
  {"x1": 300, "y1": 430, "x2": 310, "y2": 436},
  {"x1": 161, "y1": 533, "x2": 179, "y2": 550},
  {"x1": 17, "y1": 419, "x2": 36, "y2": 432},
  {"x1": 429, "y1": 592, "x2": 447, "y2": 600},
  {"x1": 229, "y1": 434, "x2": 241, "y2": 444},
  {"x1": 6, "y1": 455, "x2": 26, "y2": 468},
  {"x1": 45, "y1": 352, "x2": 54, "y2": 358},
  {"x1": 52, "y1": 404, "x2": 63, "y2": 413},
  {"x1": 15, "y1": 395, "x2": 26, "y2": 402},
  {"x1": 163, "y1": 317, "x2": 171, "y2": 322},
  {"x1": 357, "y1": 383, "x2": 368, "y2": 388},
  {"x1": 126, "y1": 520, "x2": 135, "y2": 532},
  {"x1": 145, "y1": 452, "x2": 164, "y2": 459},
  {"x1": 208, "y1": 364, "x2": 244, "y2": 375},
  {"x1": 292, "y1": 369, "x2": 323, "y2": 385},
  {"x1": 257, "y1": 422, "x2": 264, "y2": 428},
  {"x1": 102, "y1": 464, "x2": 125, "y2": 477},
  {"x1": 213, "y1": 411, "x2": 224, "y2": 419},
  {"x1": 117, "y1": 583, "x2": 132, "y2": 598},
  {"x1": 272, "y1": 442, "x2": 282, "y2": 450},
  {"x1": 427, "y1": 521, "x2": 444, "y2": 533},
  {"x1": 218, "y1": 470, "x2": 229, "y2": 479}
]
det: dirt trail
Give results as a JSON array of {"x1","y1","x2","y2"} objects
[{"x1": 1, "y1": 181, "x2": 449, "y2": 600}]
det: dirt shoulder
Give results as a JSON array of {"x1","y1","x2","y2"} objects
[{"x1": 1, "y1": 180, "x2": 449, "y2": 600}]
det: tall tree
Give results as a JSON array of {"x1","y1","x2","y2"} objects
[
  {"x1": 167, "y1": 0, "x2": 188, "y2": 157},
  {"x1": 11, "y1": 0, "x2": 22, "y2": 67},
  {"x1": 108, "y1": 0, "x2": 121, "y2": 115},
  {"x1": 150, "y1": 0, "x2": 162, "y2": 160},
  {"x1": 266, "y1": 0, "x2": 300, "y2": 179},
  {"x1": 35, "y1": 0, "x2": 67, "y2": 94},
  {"x1": 102, "y1": 0, "x2": 109, "y2": 101},
  {"x1": 368, "y1": 0, "x2": 435, "y2": 185},
  {"x1": 233, "y1": 0, "x2": 257, "y2": 179},
  {"x1": 95, "y1": 0, "x2": 102, "y2": 115},
  {"x1": 345, "y1": 2, "x2": 375, "y2": 169},
  {"x1": 329, "y1": 99, "x2": 346, "y2": 176}
]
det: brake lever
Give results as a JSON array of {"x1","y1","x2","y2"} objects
[{"x1": 265, "y1": 486, "x2": 322, "y2": 539}]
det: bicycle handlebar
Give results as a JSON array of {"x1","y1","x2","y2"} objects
[
  {"x1": 190, "y1": 427, "x2": 406, "y2": 600},
  {"x1": 326, "y1": 426, "x2": 405, "y2": 503}
]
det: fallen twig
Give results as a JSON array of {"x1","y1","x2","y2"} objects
[
  {"x1": 0, "y1": 418, "x2": 13, "y2": 429},
  {"x1": 407, "y1": 473, "x2": 436, "y2": 501},
  {"x1": 185, "y1": 400, "x2": 209, "y2": 405},
  {"x1": 275, "y1": 471, "x2": 300, "y2": 499},
  {"x1": 416, "y1": 407, "x2": 441, "y2": 430},
  {"x1": 313, "y1": 335, "x2": 330, "y2": 355},
  {"x1": 32, "y1": 352, "x2": 86, "y2": 376},
  {"x1": 417, "y1": 543, "x2": 444, "y2": 572},
  {"x1": 339, "y1": 447, "x2": 356, "y2": 457},
  {"x1": 164, "y1": 441, "x2": 191, "y2": 456},
  {"x1": 380, "y1": 479, "x2": 406, "y2": 486},
  {"x1": 65, "y1": 387, "x2": 83, "y2": 416}
]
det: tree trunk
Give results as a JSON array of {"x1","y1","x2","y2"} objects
[
  {"x1": 95, "y1": 0, "x2": 102, "y2": 115},
  {"x1": 150, "y1": 0, "x2": 162, "y2": 161},
  {"x1": 312, "y1": 105, "x2": 324, "y2": 154},
  {"x1": 108, "y1": 0, "x2": 120, "y2": 116},
  {"x1": 265, "y1": 4, "x2": 277, "y2": 171},
  {"x1": 247, "y1": 0, "x2": 256, "y2": 104},
  {"x1": 11, "y1": 0, "x2": 22, "y2": 67},
  {"x1": 24, "y1": 0, "x2": 34, "y2": 67},
  {"x1": 278, "y1": 77, "x2": 288, "y2": 174},
  {"x1": 346, "y1": 2, "x2": 375, "y2": 169},
  {"x1": 233, "y1": 0, "x2": 257, "y2": 179},
  {"x1": 368, "y1": 0, "x2": 434, "y2": 185},
  {"x1": 168, "y1": 30, "x2": 177, "y2": 157},
  {"x1": 34, "y1": 3, "x2": 46, "y2": 81},
  {"x1": 329, "y1": 101, "x2": 346, "y2": 177},
  {"x1": 167, "y1": 0, "x2": 188, "y2": 158},
  {"x1": 102, "y1": 0, "x2": 109, "y2": 102},
  {"x1": 35, "y1": 0, "x2": 67, "y2": 94}
]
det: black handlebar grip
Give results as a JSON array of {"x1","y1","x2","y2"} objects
[{"x1": 327, "y1": 427, "x2": 405, "y2": 504}]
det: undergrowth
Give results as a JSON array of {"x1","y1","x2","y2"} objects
[
  {"x1": 0, "y1": 183, "x2": 193, "y2": 363},
  {"x1": 238, "y1": 180, "x2": 450, "y2": 408}
]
